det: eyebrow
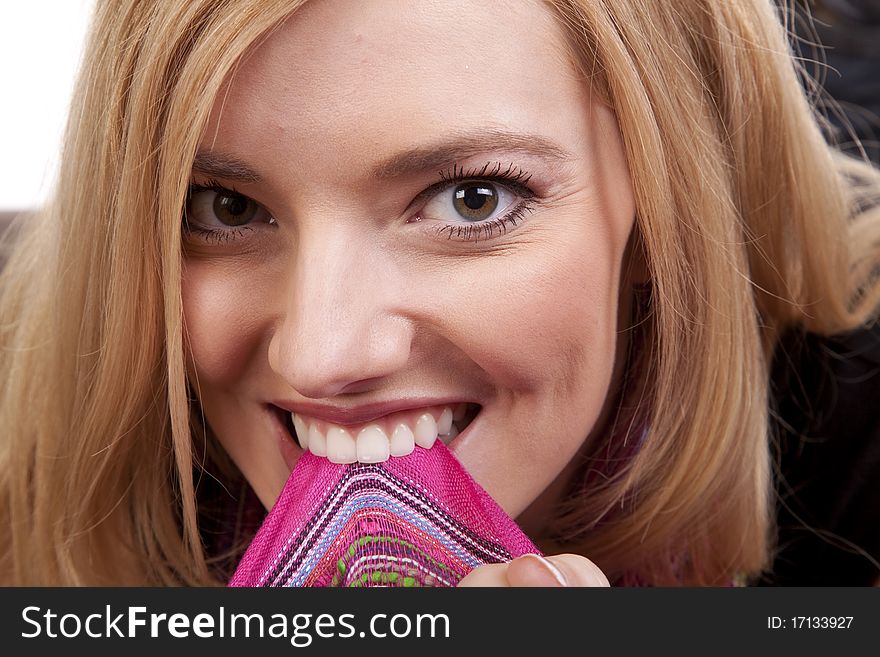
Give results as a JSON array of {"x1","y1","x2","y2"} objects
[
  {"x1": 191, "y1": 151, "x2": 263, "y2": 183},
  {"x1": 191, "y1": 128, "x2": 575, "y2": 184},
  {"x1": 370, "y1": 129, "x2": 575, "y2": 179}
]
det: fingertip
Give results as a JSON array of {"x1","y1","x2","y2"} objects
[
  {"x1": 505, "y1": 554, "x2": 567, "y2": 587},
  {"x1": 545, "y1": 554, "x2": 610, "y2": 587},
  {"x1": 458, "y1": 554, "x2": 610, "y2": 588}
]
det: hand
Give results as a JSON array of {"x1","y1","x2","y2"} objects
[{"x1": 457, "y1": 553, "x2": 610, "y2": 587}]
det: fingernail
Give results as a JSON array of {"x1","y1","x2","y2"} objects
[{"x1": 526, "y1": 554, "x2": 568, "y2": 587}]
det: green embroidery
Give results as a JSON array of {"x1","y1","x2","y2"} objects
[{"x1": 331, "y1": 533, "x2": 454, "y2": 587}]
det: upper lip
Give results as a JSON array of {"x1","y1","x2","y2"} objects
[{"x1": 270, "y1": 398, "x2": 475, "y2": 426}]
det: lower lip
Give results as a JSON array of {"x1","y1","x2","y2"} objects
[{"x1": 269, "y1": 404, "x2": 479, "y2": 470}]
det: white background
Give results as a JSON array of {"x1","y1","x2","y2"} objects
[{"x1": 0, "y1": 1, "x2": 96, "y2": 211}]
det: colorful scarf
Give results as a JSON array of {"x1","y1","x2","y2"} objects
[{"x1": 229, "y1": 442, "x2": 539, "y2": 587}]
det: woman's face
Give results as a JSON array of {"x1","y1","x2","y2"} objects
[{"x1": 182, "y1": 0, "x2": 636, "y2": 528}]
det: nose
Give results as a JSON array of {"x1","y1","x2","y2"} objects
[{"x1": 268, "y1": 228, "x2": 413, "y2": 399}]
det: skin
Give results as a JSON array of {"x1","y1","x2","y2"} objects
[{"x1": 182, "y1": 0, "x2": 636, "y2": 586}]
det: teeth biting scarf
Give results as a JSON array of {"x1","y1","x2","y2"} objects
[{"x1": 229, "y1": 442, "x2": 539, "y2": 587}]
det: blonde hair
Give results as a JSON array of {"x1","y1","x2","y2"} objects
[
  {"x1": 1, "y1": 0, "x2": 878, "y2": 585},
  {"x1": 546, "y1": 0, "x2": 880, "y2": 584}
]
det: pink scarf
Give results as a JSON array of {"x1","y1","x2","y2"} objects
[{"x1": 230, "y1": 442, "x2": 539, "y2": 587}]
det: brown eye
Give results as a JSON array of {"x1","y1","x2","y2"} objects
[
  {"x1": 212, "y1": 191, "x2": 258, "y2": 226},
  {"x1": 452, "y1": 183, "x2": 499, "y2": 221},
  {"x1": 414, "y1": 176, "x2": 524, "y2": 239},
  {"x1": 185, "y1": 187, "x2": 271, "y2": 231}
]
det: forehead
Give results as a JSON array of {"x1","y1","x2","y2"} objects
[{"x1": 203, "y1": 0, "x2": 588, "y2": 161}]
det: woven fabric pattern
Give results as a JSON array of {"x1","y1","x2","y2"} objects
[{"x1": 229, "y1": 442, "x2": 539, "y2": 587}]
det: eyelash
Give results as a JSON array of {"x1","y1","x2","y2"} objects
[
  {"x1": 182, "y1": 178, "x2": 258, "y2": 244},
  {"x1": 421, "y1": 162, "x2": 537, "y2": 241},
  {"x1": 181, "y1": 162, "x2": 538, "y2": 244}
]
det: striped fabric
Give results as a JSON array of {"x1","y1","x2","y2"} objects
[{"x1": 230, "y1": 442, "x2": 538, "y2": 587}]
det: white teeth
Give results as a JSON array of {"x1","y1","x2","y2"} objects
[
  {"x1": 440, "y1": 422, "x2": 459, "y2": 445},
  {"x1": 437, "y1": 407, "x2": 453, "y2": 435},
  {"x1": 413, "y1": 413, "x2": 438, "y2": 449},
  {"x1": 295, "y1": 405, "x2": 470, "y2": 463},
  {"x1": 356, "y1": 425, "x2": 390, "y2": 463},
  {"x1": 389, "y1": 423, "x2": 415, "y2": 457},
  {"x1": 326, "y1": 426, "x2": 357, "y2": 463},
  {"x1": 292, "y1": 414, "x2": 309, "y2": 450},
  {"x1": 308, "y1": 423, "x2": 327, "y2": 457}
]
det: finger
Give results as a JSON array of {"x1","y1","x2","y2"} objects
[
  {"x1": 505, "y1": 554, "x2": 568, "y2": 586},
  {"x1": 457, "y1": 562, "x2": 511, "y2": 587},
  {"x1": 543, "y1": 553, "x2": 610, "y2": 587}
]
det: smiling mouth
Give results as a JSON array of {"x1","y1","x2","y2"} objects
[{"x1": 271, "y1": 402, "x2": 480, "y2": 464}]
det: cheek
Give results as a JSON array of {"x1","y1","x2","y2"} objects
[
  {"x1": 438, "y1": 220, "x2": 621, "y2": 402},
  {"x1": 182, "y1": 260, "x2": 273, "y2": 388}
]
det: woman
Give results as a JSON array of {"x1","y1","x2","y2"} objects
[{"x1": 1, "y1": 0, "x2": 878, "y2": 586}]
